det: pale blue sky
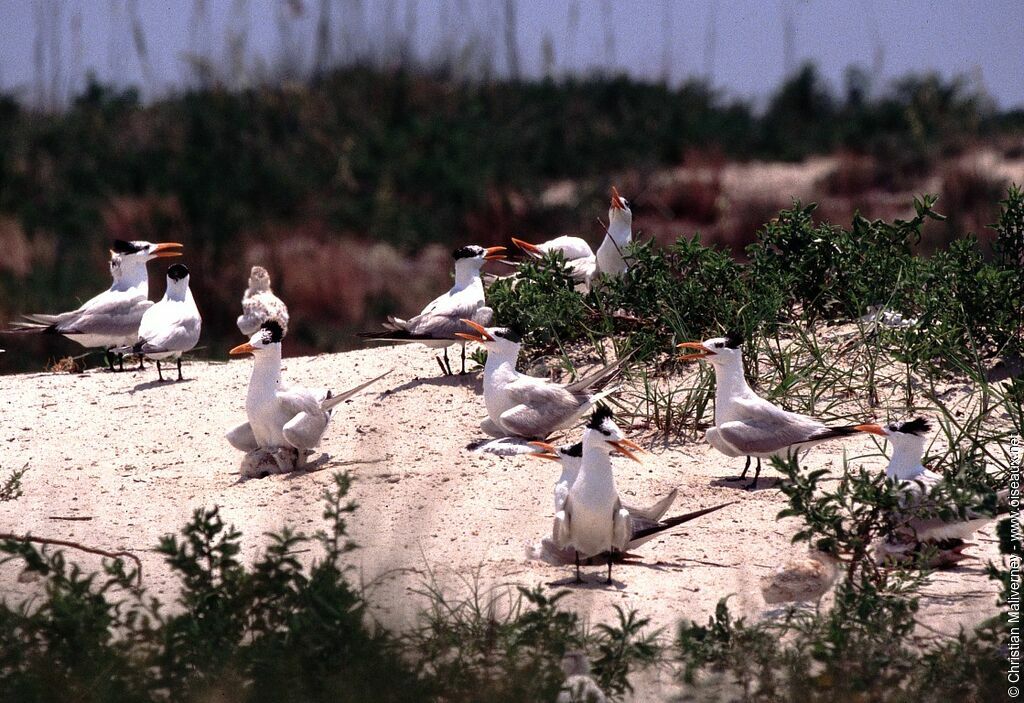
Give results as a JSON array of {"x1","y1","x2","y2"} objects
[{"x1": 1, "y1": 0, "x2": 1021, "y2": 109}]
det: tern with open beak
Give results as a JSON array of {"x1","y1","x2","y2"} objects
[
  {"x1": 456, "y1": 321, "x2": 627, "y2": 439},
  {"x1": 237, "y1": 265, "x2": 289, "y2": 337},
  {"x1": 5, "y1": 239, "x2": 183, "y2": 370},
  {"x1": 855, "y1": 417, "x2": 1003, "y2": 566},
  {"x1": 358, "y1": 244, "x2": 505, "y2": 375},
  {"x1": 227, "y1": 320, "x2": 391, "y2": 475},
  {"x1": 510, "y1": 186, "x2": 632, "y2": 291},
  {"x1": 678, "y1": 331, "x2": 861, "y2": 488},
  {"x1": 594, "y1": 186, "x2": 633, "y2": 278},
  {"x1": 510, "y1": 235, "x2": 598, "y2": 292},
  {"x1": 552, "y1": 404, "x2": 641, "y2": 583},
  {"x1": 117, "y1": 263, "x2": 202, "y2": 382},
  {"x1": 527, "y1": 438, "x2": 735, "y2": 567}
]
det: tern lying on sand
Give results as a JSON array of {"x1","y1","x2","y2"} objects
[
  {"x1": 6, "y1": 239, "x2": 182, "y2": 370},
  {"x1": 678, "y1": 331, "x2": 861, "y2": 488},
  {"x1": 456, "y1": 321, "x2": 627, "y2": 440},
  {"x1": 358, "y1": 244, "x2": 505, "y2": 375},
  {"x1": 856, "y1": 417, "x2": 1005, "y2": 566},
  {"x1": 227, "y1": 320, "x2": 391, "y2": 475}
]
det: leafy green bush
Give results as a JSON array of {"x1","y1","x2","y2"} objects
[
  {"x1": 495, "y1": 189, "x2": 1020, "y2": 379},
  {"x1": 672, "y1": 449, "x2": 1006, "y2": 702}
]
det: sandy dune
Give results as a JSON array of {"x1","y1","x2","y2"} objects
[{"x1": 0, "y1": 345, "x2": 1001, "y2": 699}]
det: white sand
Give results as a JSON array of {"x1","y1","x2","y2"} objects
[{"x1": 0, "y1": 345, "x2": 1002, "y2": 699}]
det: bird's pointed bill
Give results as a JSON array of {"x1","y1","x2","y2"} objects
[
  {"x1": 151, "y1": 242, "x2": 185, "y2": 258},
  {"x1": 455, "y1": 319, "x2": 494, "y2": 343},
  {"x1": 229, "y1": 342, "x2": 256, "y2": 356},
  {"x1": 511, "y1": 237, "x2": 542, "y2": 255},
  {"x1": 607, "y1": 439, "x2": 643, "y2": 463},
  {"x1": 484, "y1": 246, "x2": 507, "y2": 261},
  {"x1": 610, "y1": 186, "x2": 626, "y2": 210},
  {"x1": 677, "y1": 341, "x2": 713, "y2": 362},
  {"x1": 527, "y1": 440, "x2": 561, "y2": 461},
  {"x1": 854, "y1": 423, "x2": 886, "y2": 436}
]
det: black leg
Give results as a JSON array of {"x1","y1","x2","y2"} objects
[
  {"x1": 156, "y1": 360, "x2": 164, "y2": 382},
  {"x1": 725, "y1": 456, "x2": 751, "y2": 482},
  {"x1": 575, "y1": 550, "x2": 582, "y2": 583},
  {"x1": 435, "y1": 356, "x2": 448, "y2": 375},
  {"x1": 105, "y1": 350, "x2": 116, "y2": 372},
  {"x1": 176, "y1": 358, "x2": 183, "y2": 381},
  {"x1": 443, "y1": 347, "x2": 453, "y2": 376},
  {"x1": 138, "y1": 354, "x2": 145, "y2": 371},
  {"x1": 118, "y1": 353, "x2": 124, "y2": 372},
  {"x1": 460, "y1": 342, "x2": 467, "y2": 374},
  {"x1": 745, "y1": 458, "x2": 762, "y2": 490}
]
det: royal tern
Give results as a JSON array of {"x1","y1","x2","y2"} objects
[
  {"x1": 227, "y1": 320, "x2": 391, "y2": 475},
  {"x1": 528, "y1": 440, "x2": 677, "y2": 520},
  {"x1": 456, "y1": 321, "x2": 627, "y2": 439},
  {"x1": 510, "y1": 235, "x2": 597, "y2": 292},
  {"x1": 528, "y1": 439, "x2": 734, "y2": 567},
  {"x1": 358, "y1": 244, "x2": 505, "y2": 375},
  {"x1": 117, "y1": 263, "x2": 201, "y2": 381},
  {"x1": 678, "y1": 332, "x2": 862, "y2": 488},
  {"x1": 550, "y1": 405, "x2": 635, "y2": 583},
  {"x1": 855, "y1": 417, "x2": 1001, "y2": 565},
  {"x1": 594, "y1": 186, "x2": 632, "y2": 278},
  {"x1": 557, "y1": 651, "x2": 607, "y2": 703},
  {"x1": 6, "y1": 239, "x2": 182, "y2": 370},
  {"x1": 237, "y1": 265, "x2": 289, "y2": 337}
]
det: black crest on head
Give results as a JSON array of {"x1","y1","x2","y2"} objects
[
  {"x1": 587, "y1": 403, "x2": 615, "y2": 431},
  {"x1": 562, "y1": 442, "x2": 583, "y2": 457},
  {"x1": 112, "y1": 239, "x2": 144, "y2": 254},
  {"x1": 723, "y1": 330, "x2": 743, "y2": 349},
  {"x1": 167, "y1": 263, "x2": 189, "y2": 281},
  {"x1": 491, "y1": 327, "x2": 522, "y2": 344},
  {"x1": 259, "y1": 320, "x2": 285, "y2": 343},
  {"x1": 452, "y1": 245, "x2": 484, "y2": 260},
  {"x1": 894, "y1": 417, "x2": 931, "y2": 436}
]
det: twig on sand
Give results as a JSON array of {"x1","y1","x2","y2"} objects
[
  {"x1": 47, "y1": 516, "x2": 94, "y2": 521},
  {"x1": 0, "y1": 532, "x2": 143, "y2": 587}
]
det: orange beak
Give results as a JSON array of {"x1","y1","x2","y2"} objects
[
  {"x1": 454, "y1": 319, "x2": 495, "y2": 343},
  {"x1": 151, "y1": 242, "x2": 184, "y2": 258},
  {"x1": 677, "y1": 341, "x2": 713, "y2": 362},
  {"x1": 608, "y1": 438, "x2": 644, "y2": 464},
  {"x1": 854, "y1": 423, "x2": 886, "y2": 436},
  {"x1": 610, "y1": 186, "x2": 625, "y2": 211},
  {"x1": 484, "y1": 246, "x2": 507, "y2": 261},
  {"x1": 229, "y1": 342, "x2": 255, "y2": 356},
  {"x1": 511, "y1": 237, "x2": 542, "y2": 255},
  {"x1": 527, "y1": 440, "x2": 561, "y2": 461}
]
